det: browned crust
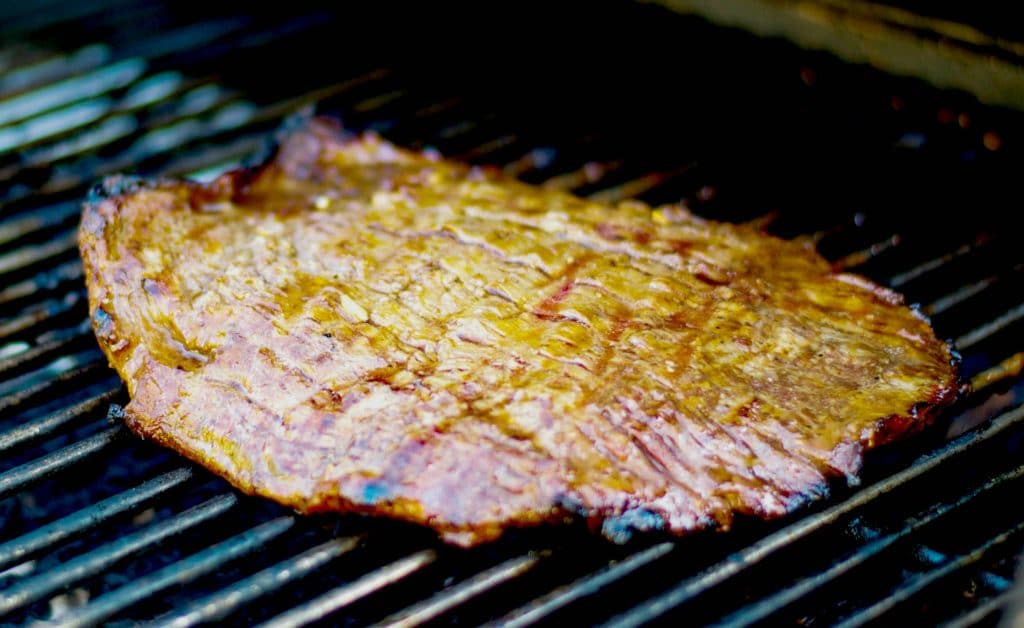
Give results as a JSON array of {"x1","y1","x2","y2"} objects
[{"x1": 79, "y1": 117, "x2": 960, "y2": 545}]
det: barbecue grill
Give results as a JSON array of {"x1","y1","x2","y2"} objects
[{"x1": 2, "y1": 1, "x2": 1024, "y2": 625}]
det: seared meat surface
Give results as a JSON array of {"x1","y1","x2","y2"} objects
[{"x1": 80, "y1": 119, "x2": 957, "y2": 545}]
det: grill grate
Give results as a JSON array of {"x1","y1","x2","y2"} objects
[{"x1": 2, "y1": 1, "x2": 1024, "y2": 626}]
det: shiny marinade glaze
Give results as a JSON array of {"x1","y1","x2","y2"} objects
[{"x1": 79, "y1": 119, "x2": 958, "y2": 546}]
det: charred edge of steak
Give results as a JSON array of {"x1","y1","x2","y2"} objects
[
  {"x1": 589, "y1": 372, "x2": 961, "y2": 545},
  {"x1": 869, "y1": 372, "x2": 961, "y2": 449},
  {"x1": 119, "y1": 402, "x2": 567, "y2": 546},
  {"x1": 906, "y1": 300, "x2": 965, "y2": 398},
  {"x1": 86, "y1": 175, "x2": 153, "y2": 205},
  {"x1": 117, "y1": 371, "x2": 961, "y2": 548},
  {"x1": 81, "y1": 115, "x2": 343, "y2": 225}
]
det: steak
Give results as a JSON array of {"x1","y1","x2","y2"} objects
[{"x1": 79, "y1": 118, "x2": 958, "y2": 546}]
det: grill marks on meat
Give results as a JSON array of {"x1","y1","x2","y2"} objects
[{"x1": 79, "y1": 119, "x2": 958, "y2": 546}]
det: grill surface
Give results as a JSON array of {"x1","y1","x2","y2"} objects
[{"x1": 2, "y1": 1, "x2": 1024, "y2": 626}]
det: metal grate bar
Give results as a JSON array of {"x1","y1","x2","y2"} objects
[
  {"x1": 0, "y1": 467, "x2": 192, "y2": 573},
  {"x1": 236, "y1": 69, "x2": 392, "y2": 134},
  {"x1": 122, "y1": 72, "x2": 424, "y2": 179},
  {"x1": 0, "y1": 384, "x2": 118, "y2": 454},
  {"x1": 16, "y1": 110, "x2": 131, "y2": 169},
  {"x1": 406, "y1": 97, "x2": 466, "y2": 122},
  {"x1": 887, "y1": 239, "x2": 988, "y2": 288},
  {"x1": 3, "y1": 69, "x2": 409, "y2": 211},
  {"x1": 970, "y1": 352, "x2": 1024, "y2": 393},
  {"x1": 3, "y1": 94, "x2": 139, "y2": 160},
  {"x1": 0, "y1": 425, "x2": 123, "y2": 502},
  {"x1": 377, "y1": 553, "x2": 543, "y2": 628},
  {"x1": 955, "y1": 301, "x2": 1024, "y2": 351},
  {"x1": 0, "y1": 201, "x2": 79, "y2": 247},
  {"x1": 453, "y1": 134, "x2": 520, "y2": 162},
  {"x1": 806, "y1": 214, "x2": 866, "y2": 246},
  {"x1": 0, "y1": 38, "x2": 345, "y2": 199},
  {"x1": 830, "y1": 234, "x2": 903, "y2": 270},
  {"x1": 710, "y1": 464, "x2": 1024, "y2": 627},
  {"x1": 502, "y1": 146, "x2": 559, "y2": 179},
  {"x1": 155, "y1": 136, "x2": 268, "y2": 180},
  {"x1": 153, "y1": 536, "x2": 362, "y2": 628},
  {"x1": 0, "y1": 96, "x2": 122, "y2": 155},
  {"x1": 602, "y1": 403, "x2": 1024, "y2": 628},
  {"x1": 541, "y1": 160, "x2": 625, "y2": 193},
  {"x1": 586, "y1": 164, "x2": 696, "y2": 205},
  {"x1": 0, "y1": 351, "x2": 102, "y2": 403},
  {"x1": 0, "y1": 322, "x2": 91, "y2": 380},
  {"x1": 257, "y1": 550, "x2": 437, "y2": 628},
  {"x1": 377, "y1": 97, "x2": 468, "y2": 141},
  {"x1": 0, "y1": 44, "x2": 110, "y2": 98},
  {"x1": 80, "y1": 72, "x2": 216, "y2": 123},
  {"x1": 380, "y1": 94, "x2": 462, "y2": 126},
  {"x1": 434, "y1": 114, "x2": 499, "y2": 143},
  {"x1": 0, "y1": 229, "x2": 77, "y2": 278},
  {"x1": 0, "y1": 17, "x2": 248, "y2": 125},
  {"x1": 536, "y1": 143, "x2": 616, "y2": 183},
  {"x1": 0, "y1": 291, "x2": 85, "y2": 344},
  {"x1": 461, "y1": 129, "x2": 596, "y2": 185},
  {"x1": 0, "y1": 493, "x2": 236, "y2": 617},
  {"x1": 96, "y1": 104, "x2": 257, "y2": 171},
  {"x1": 0, "y1": 356, "x2": 103, "y2": 415},
  {"x1": 0, "y1": 57, "x2": 147, "y2": 129},
  {"x1": 493, "y1": 542, "x2": 676, "y2": 628},
  {"x1": 14, "y1": 70, "x2": 391, "y2": 204},
  {"x1": 0, "y1": 96, "x2": 138, "y2": 163},
  {"x1": 95, "y1": 82, "x2": 240, "y2": 143},
  {"x1": 924, "y1": 272, "x2": 1011, "y2": 317},
  {"x1": 0, "y1": 260, "x2": 82, "y2": 308},
  {"x1": 350, "y1": 89, "x2": 408, "y2": 115},
  {"x1": 835, "y1": 521, "x2": 1024, "y2": 628},
  {"x1": 219, "y1": 71, "x2": 395, "y2": 134},
  {"x1": 61, "y1": 516, "x2": 296, "y2": 628}
]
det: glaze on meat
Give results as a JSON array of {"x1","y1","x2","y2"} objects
[{"x1": 79, "y1": 119, "x2": 958, "y2": 546}]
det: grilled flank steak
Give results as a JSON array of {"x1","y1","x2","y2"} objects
[{"x1": 79, "y1": 118, "x2": 958, "y2": 546}]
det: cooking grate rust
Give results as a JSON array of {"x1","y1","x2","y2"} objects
[{"x1": 2, "y1": 1, "x2": 1024, "y2": 626}]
